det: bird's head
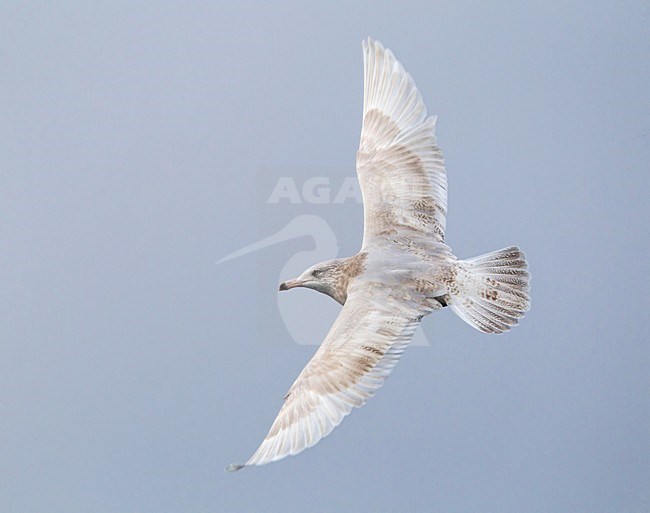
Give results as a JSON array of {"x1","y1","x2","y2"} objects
[{"x1": 279, "y1": 259, "x2": 348, "y2": 304}]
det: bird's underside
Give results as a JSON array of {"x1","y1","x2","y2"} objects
[{"x1": 228, "y1": 38, "x2": 530, "y2": 471}]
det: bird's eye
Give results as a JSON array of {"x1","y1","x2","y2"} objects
[{"x1": 312, "y1": 269, "x2": 323, "y2": 277}]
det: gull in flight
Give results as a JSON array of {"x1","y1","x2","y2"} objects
[{"x1": 227, "y1": 38, "x2": 530, "y2": 471}]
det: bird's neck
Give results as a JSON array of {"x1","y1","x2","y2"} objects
[{"x1": 331, "y1": 252, "x2": 368, "y2": 305}]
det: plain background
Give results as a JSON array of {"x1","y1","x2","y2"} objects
[{"x1": 2, "y1": 2, "x2": 649, "y2": 512}]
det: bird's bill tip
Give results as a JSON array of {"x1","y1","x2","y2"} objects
[
  {"x1": 226, "y1": 463, "x2": 246, "y2": 472},
  {"x1": 279, "y1": 278, "x2": 304, "y2": 291}
]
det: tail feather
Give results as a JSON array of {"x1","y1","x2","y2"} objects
[{"x1": 448, "y1": 246, "x2": 530, "y2": 334}]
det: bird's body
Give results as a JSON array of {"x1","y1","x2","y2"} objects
[{"x1": 228, "y1": 38, "x2": 530, "y2": 471}]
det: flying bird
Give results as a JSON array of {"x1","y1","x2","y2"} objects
[{"x1": 227, "y1": 38, "x2": 530, "y2": 471}]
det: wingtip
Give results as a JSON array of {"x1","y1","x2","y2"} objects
[
  {"x1": 363, "y1": 36, "x2": 384, "y2": 52},
  {"x1": 226, "y1": 463, "x2": 246, "y2": 472}
]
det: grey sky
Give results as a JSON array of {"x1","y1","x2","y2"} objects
[{"x1": 1, "y1": 2, "x2": 648, "y2": 512}]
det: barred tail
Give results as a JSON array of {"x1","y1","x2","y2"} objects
[{"x1": 448, "y1": 246, "x2": 530, "y2": 334}]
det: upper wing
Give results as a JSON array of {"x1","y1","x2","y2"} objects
[
  {"x1": 230, "y1": 285, "x2": 428, "y2": 469},
  {"x1": 357, "y1": 38, "x2": 448, "y2": 249}
]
